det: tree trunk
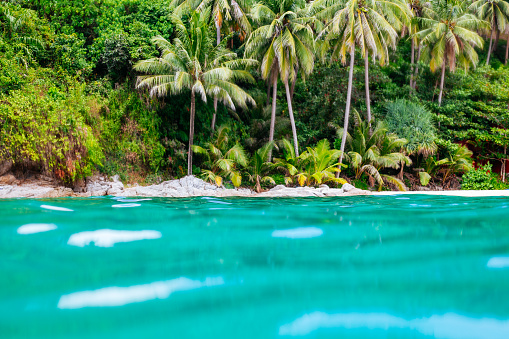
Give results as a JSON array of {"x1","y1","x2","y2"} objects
[
  {"x1": 216, "y1": 19, "x2": 221, "y2": 46},
  {"x1": 266, "y1": 81, "x2": 271, "y2": 106},
  {"x1": 505, "y1": 38, "x2": 509, "y2": 65},
  {"x1": 210, "y1": 97, "x2": 218, "y2": 136},
  {"x1": 290, "y1": 73, "x2": 297, "y2": 101},
  {"x1": 438, "y1": 61, "x2": 446, "y2": 107},
  {"x1": 187, "y1": 91, "x2": 196, "y2": 176},
  {"x1": 211, "y1": 19, "x2": 221, "y2": 135},
  {"x1": 487, "y1": 26, "x2": 495, "y2": 65},
  {"x1": 410, "y1": 38, "x2": 415, "y2": 91},
  {"x1": 412, "y1": 44, "x2": 422, "y2": 90},
  {"x1": 339, "y1": 45, "x2": 355, "y2": 169},
  {"x1": 267, "y1": 75, "x2": 278, "y2": 162},
  {"x1": 503, "y1": 145, "x2": 507, "y2": 183},
  {"x1": 284, "y1": 80, "x2": 299, "y2": 157},
  {"x1": 493, "y1": 29, "x2": 500, "y2": 52},
  {"x1": 364, "y1": 52, "x2": 372, "y2": 133}
]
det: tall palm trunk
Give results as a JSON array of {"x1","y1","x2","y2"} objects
[
  {"x1": 284, "y1": 79, "x2": 299, "y2": 157},
  {"x1": 505, "y1": 37, "x2": 509, "y2": 65},
  {"x1": 410, "y1": 38, "x2": 415, "y2": 91},
  {"x1": 364, "y1": 52, "x2": 372, "y2": 132},
  {"x1": 339, "y1": 45, "x2": 355, "y2": 168},
  {"x1": 493, "y1": 29, "x2": 500, "y2": 52},
  {"x1": 267, "y1": 75, "x2": 278, "y2": 161},
  {"x1": 412, "y1": 44, "x2": 422, "y2": 90},
  {"x1": 211, "y1": 18, "x2": 222, "y2": 133},
  {"x1": 211, "y1": 98, "x2": 218, "y2": 136},
  {"x1": 487, "y1": 24, "x2": 495, "y2": 65},
  {"x1": 187, "y1": 91, "x2": 196, "y2": 176},
  {"x1": 438, "y1": 60, "x2": 446, "y2": 107}
]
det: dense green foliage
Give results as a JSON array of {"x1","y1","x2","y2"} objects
[{"x1": 1, "y1": 0, "x2": 509, "y2": 191}]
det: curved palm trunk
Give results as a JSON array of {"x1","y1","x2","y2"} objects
[
  {"x1": 412, "y1": 44, "x2": 422, "y2": 90},
  {"x1": 211, "y1": 97, "x2": 218, "y2": 136},
  {"x1": 410, "y1": 38, "x2": 415, "y2": 91},
  {"x1": 438, "y1": 60, "x2": 446, "y2": 107},
  {"x1": 187, "y1": 91, "x2": 196, "y2": 176},
  {"x1": 216, "y1": 19, "x2": 221, "y2": 46},
  {"x1": 364, "y1": 52, "x2": 372, "y2": 133},
  {"x1": 487, "y1": 25, "x2": 495, "y2": 65},
  {"x1": 493, "y1": 29, "x2": 500, "y2": 52},
  {"x1": 284, "y1": 80, "x2": 299, "y2": 157},
  {"x1": 339, "y1": 46, "x2": 355, "y2": 169},
  {"x1": 211, "y1": 19, "x2": 222, "y2": 134},
  {"x1": 267, "y1": 75, "x2": 278, "y2": 162},
  {"x1": 505, "y1": 37, "x2": 509, "y2": 65}
]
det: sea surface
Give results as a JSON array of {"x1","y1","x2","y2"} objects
[{"x1": 1, "y1": 195, "x2": 509, "y2": 338}]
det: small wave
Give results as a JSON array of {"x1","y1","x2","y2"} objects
[
  {"x1": 272, "y1": 227, "x2": 323, "y2": 239},
  {"x1": 41, "y1": 205, "x2": 73, "y2": 212},
  {"x1": 279, "y1": 312, "x2": 509, "y2": 338},
  {"x1": 17, "y1": 223, "x2": 57, "y2": 234},
  {"x1": 57, "y1": 276, "x2": 224, "y2": 309},
  {"x1": 67, "y1": 229, "x2": 161, "y2": 247},
  {"x1": 112, "y1": 203, "x2": 141, "y2": 208},
  {"x1": 487, "y1": 257, "x2": 509, "y2": 269}
]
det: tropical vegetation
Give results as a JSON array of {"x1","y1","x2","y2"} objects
[{"x1": 1, "y1": 0, "x2": 509, "y2": 191}]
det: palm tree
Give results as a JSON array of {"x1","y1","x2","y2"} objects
[
  {"x1": 416, "y1": 0, "x2": 488, "y2": 106},
  {"x1": 192, "y1": 125, "x2": 248, "y2": 187},
  {"x1": 336, "y1": 110, "x2": 410, "y2": 190},
  {"x1": 310, "y1": 0, "x2": 409, "y2": 170},
  {"x1": 244, "y1": 141, "x2": 276, "y2": 192},
  {"x1": 469, "y1": 0, "x2": 509, "y2": 65},
  {"x1": 170, "y1": 0, "x2": 252, "y2": 133},
  {"x1": 134, "y1": 11, "x2": 256, "y2": 175},
  {"x1": 245, "y1": 0, "x2": 316, "y2": 159},
  {"x1": 407, "y1": 0, "x2": 427, "y2": 91}
]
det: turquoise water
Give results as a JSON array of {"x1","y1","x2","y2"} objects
[{"x1": 1, "y1": 195, "x2": 509, "y2": 339}]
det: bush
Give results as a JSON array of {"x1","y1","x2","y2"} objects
[
  {"x1": 0, "y1": 80, "x2": 103, "y2": 183},
  {"x1": 461, "y1": 163, "x2": 508, "y2": 190}
]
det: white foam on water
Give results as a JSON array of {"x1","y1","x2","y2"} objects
[
  {"x1": 112, "y1": 203, "x2": 141, "y2": 208},
  {"x1": 272, "y1": 227, "x2": 323, "y2": 239},
  {"x1": 17, "y1": 223, "x2": 57, "y2": 234},
  {"x1": 395, "y1": 197, "x2": 410, "y2": 200},
  {"x1": 40, "y1": 205, "x2": 73, "y2": 212},
  {"x1": 57, "y1": 276, "x2": 224, "y2": 309},
  {"x1": 487, "y1": 257, "x2": 509, "y2": 269},
  {"x1": 67, "y1": 229, "x2": 161, "y2": 247},
  {"x1": 116, "y1": 199, "x2": 152, "y2": 202},
  {"x1": 279, "y1": 312, "x2": 509, "y2": 339}
]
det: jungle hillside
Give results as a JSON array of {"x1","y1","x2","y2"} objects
[{"x1": 1, "y1": 0, "x2": 509, "y2": 192}]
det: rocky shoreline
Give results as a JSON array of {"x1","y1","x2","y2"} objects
[{"x1": 0, "y1": 174, "x2": 369, "y2": 199}]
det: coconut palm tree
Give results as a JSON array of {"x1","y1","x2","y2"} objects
[
  {"x1": 469, "y1": 0, "x2": 509, "y2": 65},
  {"x1": 134, "y1": 11, "x2": 256, "y2": 175},
  {"x1": 416, "y1": 0, "x2": 488, "y2": 106},
  {"x1": 170, "y1": 0, "x2": 252, "y2": 133},
  {"x1": 192, "y1": 125, "x2": 248, "y2": 187},
  {"x1": 310, "y1": 0, "x2": 409, "y2": 168},
  {"x1": 245, "y1": 0, "x2": 316, "y2": 159},
  {"x1": 407, "y1": 0, "x2": 427, "y2": 90}
]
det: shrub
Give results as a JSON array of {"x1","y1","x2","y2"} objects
[{"x1": 461, "y1": 163, "x2": 508, "y2": 190}]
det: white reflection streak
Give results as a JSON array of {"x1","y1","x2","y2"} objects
[
  {"x1": 487, "y1": 257, "x2": 509, "y2": 269},
  {"x1": 112, "y1": 203, "x2": 141, "y2": 208},
  {"x1": 17, "y1": 223, "x2": 57, "y2": 234},
  {"x1": 279, "y1": 312, "x2": 509, "y2": 339},
  {"x1": 272, "y1": 227, "x2": 323, "y2": 239},
  {"x1": 58, "y1": 276, "x2": 224, "y2": 309},
  {"x1": 40, "y1": 205, "x2": 73, "y2": 212},
  {"x1": 67, "y1": 229, "x2": 161, "y2": 247}
]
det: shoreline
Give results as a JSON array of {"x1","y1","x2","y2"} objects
[{"x1": 1, "y1": 175, "x2": 509, "y2": 198}]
